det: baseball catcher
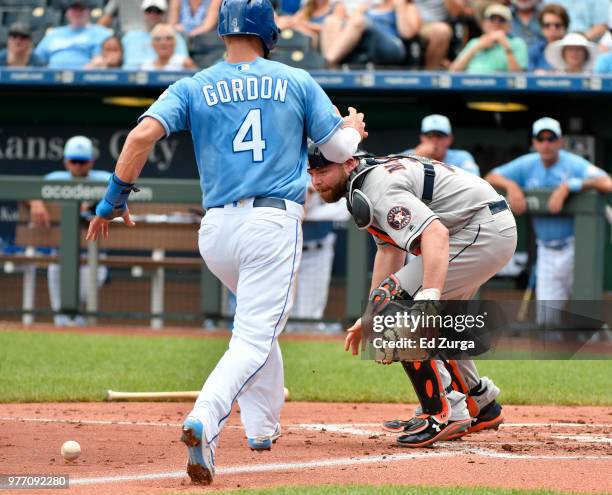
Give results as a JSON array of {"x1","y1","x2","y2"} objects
[{"x1": 308, "y1": 147, "x2": 517, "y2": 447}]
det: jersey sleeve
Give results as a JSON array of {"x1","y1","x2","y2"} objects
[
  {"x1": 373, "y1": 186, "x2": 439, "y2": 251},
  {"x1": 138, "y1": 78, "x2": 191, "y2": 136},
  {"x1": 457, "y1": 150, "x2": 480, "y2": 176},
  {"x1": 303, "y1": 72, "x2": 342, "y2": 145},
  {"x1": 491, "y1": 155, "x2": 531, "y2": 187},
  {"x1": 574, "y1": 160, "x2": 608, "y2": 179}
]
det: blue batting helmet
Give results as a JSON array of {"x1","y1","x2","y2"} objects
[{"x1": 217, "y1": 0, "x2": 279, "y2": 55}]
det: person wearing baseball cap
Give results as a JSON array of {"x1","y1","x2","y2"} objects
[
  {"x1": 121, "y1": 0, "x2": 190, "y2": 69},
  {"x1": 29, "y1": 135, "x2": 112, "y2": 326},
  {"x1": 34, "y1": 0, "x2": 111, "y2": 68},
  {"x1": 400, "y1": 114, "x2": 480, "y2": 175},
  {"x1": 0, "y1": 22, "x2": 44, "y2": 67},
  {"x1": 486, "y1": 118, "x2": 611, "y2": 307},
  {"x1": 449, "y1": 3, "x2": 528, "y2": 74}
]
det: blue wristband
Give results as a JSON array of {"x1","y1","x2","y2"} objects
[
  {"x1": 95, "y1": 174, "x2": 139, "y2": 219},
  {"x1": 567, "y1": 178, "x2": 583, "y2": 193}
]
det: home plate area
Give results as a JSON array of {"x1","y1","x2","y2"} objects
[{"x1": 0, "y1": 402, "x2": 610, "y2": 494}]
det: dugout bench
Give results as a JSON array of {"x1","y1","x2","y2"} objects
[{"x1": 0, "y1": 202, "x2": 203, "y2": 328}]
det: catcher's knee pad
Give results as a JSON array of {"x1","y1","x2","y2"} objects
[{"x1": 401, "y1": 360, "x2": 450, "y2": 423}]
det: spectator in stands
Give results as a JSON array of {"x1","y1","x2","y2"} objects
[
  {"x1": 122, "y1": 0, "x2": 190, "y2": 69},
  {"x1": 528, "y1": 2, "x2": 568, "y2": 72},
  {"x1": 510, "y1": 0, "x2": 544, "y2": 48},
  {"x1": 0, "y1": 23, "x2": 44, "y2": 67},
  {"x1": 29, "y1": 136, "x2": 111, "y2": 327},
  {"x1": 544, "y1": 32, "x2": 598, "y2": 74},
  {"x1": 168, "y1": 0, "x2": 222, "y2": 37},
  {"x1": 594, "y1": 46, "x2": 612, "y2": 74},
  {"x1": 276, "y1": 0, "x2": 346, "y2": 45},
  {"x1": 485, "y1": 117, "x2": 611, "y2": 315},
  {"x1": 99, "y1": 0, "x2": 145, "y2": 32},
  {"x1": 141, "y1": 23, "x2": 197, "y2": 70},
  {"x1": 449, "y1": 3, "x2": 527, "y2": 73},
  {"x1": 34, "y1": 0, "x2": 111, "y2": 69},
  {"x1": 85, "y1": 35, "x2": 124, "y2": 69},
  {"x1": 413, "y1": 0, "x2": 458, "y2": 69},
  {"x1": 320, "y1": 0, "x2": 420, "y2": 67},
  {"x1": 543, "y1": 0, "x2": 608, "y2": 42},
  {"x1": 402, "y1": 114, "x2": 480, "y2": 175}
]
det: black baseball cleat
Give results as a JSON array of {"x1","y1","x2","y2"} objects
[
  {"x1": 467, "y1": 400, "x2": 504, "y2": 434},
  {"x1": 396, "y1": 416, "x2": 471, "y2": 448}
]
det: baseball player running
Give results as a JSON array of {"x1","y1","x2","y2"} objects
[
  {"x1": 307, "y1": 148, "x2": 516, "y2": 447},
  {"x1": 86, "y1": 0, "x2": 367, "y2": 485}
]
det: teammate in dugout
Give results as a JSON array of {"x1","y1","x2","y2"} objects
[
  {"x1": 307, "y1": 147, "x2": 517, "y2": 447},
  {"x1": 86, "y1": 0, "x2": 367, "y2": 485}
]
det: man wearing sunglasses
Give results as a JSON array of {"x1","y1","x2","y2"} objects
[
  {"x1": 528, "y1": 2, "x2": 568, "y2": 72},
  {"x1": 485, "y1": 117, "x2": 612, "y2": 307},
  {"x1": 449, "y1": 3, "x2": 527, "y2": 73},
  {"x1": 0, "y1": 22, "x2": 44, "y2": 67},
  {"x1": 29, "y1": 136, "x2": 111, "y2": 326}
]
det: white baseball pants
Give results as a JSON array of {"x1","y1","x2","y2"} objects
[{"x1": 189, "y1": 198, "x2": 304, "y2": 446}]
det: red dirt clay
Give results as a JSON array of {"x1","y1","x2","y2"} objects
[{"x1": 1, "y1": 401, "x2": 610, "y2": 494}]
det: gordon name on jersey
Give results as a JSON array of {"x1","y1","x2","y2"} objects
[{"x1": 203, "y1": 75, "x2": 289, "y2": 107}]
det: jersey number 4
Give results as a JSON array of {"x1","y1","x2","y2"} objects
[{"x1": 233, "y1": 108, "x2": 266, "y2": 162}]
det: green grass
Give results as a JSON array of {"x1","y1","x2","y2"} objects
[
  {"x1": 0, "y1": 330, "x2": 610, "y2": 405},
  {"x1": 167, "y1": 485, "x2": 586, "y2": 495}
]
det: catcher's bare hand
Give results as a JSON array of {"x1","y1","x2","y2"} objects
[
  {"x1": 344, "y1": 317, "x2": 362, "y2": 355},
  {"x1": 86, "y1": 208, "x2": 135, "y2": 241},
  {"x1": 342, "y1": 107, "x2": 368, "y2": 141}
]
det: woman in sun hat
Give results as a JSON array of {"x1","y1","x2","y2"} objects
[{"x1": 544, "y1": 31, "x2": 599, "y2": 73}]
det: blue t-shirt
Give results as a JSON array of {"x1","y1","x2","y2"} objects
[
  {"x1": 492, "y1": 150, "x2": 606, "y2": 241},
  {"x1": 594, "y1": 51, "x2": 612, "y2": 74},
  {"x1": 44, "y1": 170, "x2": 112, "y2": 181},
  {"x1": 403, "y1": 148, "x2": 480, "y2": 176},
  {"x1": 366, "y1": 9, "x2": 398, "y2": 38},
  {"x1": 121, "y1": 30, "x2": 189, "y2": 70},
  {"x1": 528, "y1": 39, "x2": 553, "y2": 72},
  {"x1": 510, "y1": 8, "x2": 544, "y2": 49},
  {"x1": 34, "y1": 25, "x2": 111, "y2": 69},
  {"x1": 140, "y1": 57, "x2": 342, "y2": 208}
]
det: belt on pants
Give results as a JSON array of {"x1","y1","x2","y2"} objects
[
  {"x1": 538, "y1": 238, "x2": 572, "y2": 250},
  {"x1": 488, "y1": 199, "x2": 509, "y2": 215},
  {"x1": 209, "y1": 197, "x2": 287, "y2": 211},
  {"x1": 303, "y1": 241, "x2": 324, "y2": 252}
]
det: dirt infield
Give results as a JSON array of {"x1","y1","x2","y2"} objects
[{"x1": 1, "y1": 402, "x2": 610, "y2": 494}]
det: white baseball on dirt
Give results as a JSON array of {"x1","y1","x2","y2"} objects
[
  {"x1": 61, "y1": 440, "x2": 81, "y2": 461},
  {"x1": 284, "y1": 387, "x2": 290, "y2": 400}
]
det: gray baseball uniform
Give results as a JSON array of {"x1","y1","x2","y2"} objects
[{"x1": 355, "y1": 155, "x2": 517, "y2": 408}]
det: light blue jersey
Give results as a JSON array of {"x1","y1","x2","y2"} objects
[
  {"x1": 140, "y1": 57, "x2": 342, "y2": 208},
  {"x1": 403, "y1": 148, "x2": 480, "y2": 176},
  {"x1": 34, "y1": 25, "x2": 111, "y2": 69},
  {"x1": 492, "y1": 150, "x2": 606, "y2": 242},
  {"x1": 45, "y1": 170, "x2": 112, "y2": 181}
]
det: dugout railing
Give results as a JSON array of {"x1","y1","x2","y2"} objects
[{"x1": 0, "y1": 175, "x2": 607, "y2": 326}]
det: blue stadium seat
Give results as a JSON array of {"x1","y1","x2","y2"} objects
[
  {"x1": 0, "y1": 0, "x2": 46, "y2": 7},
  {"x1": 193, "y1": 49, "x2": 226, "y2": 69},
  {"x1": 276, "y1": 29, "x2": 311, "y2": 52},
  {"x1": 0, "y1": 26, "x2": 8, "y2": 50},
  {"x1": 5, "y1": 7, "x2": 62, "y2": 30},
  {"x1": 269, "y1": 48, "x2": 326, "y2": 70},
  {"x1": 189, "y1": 32, "x2": 224, "y2": 55}
]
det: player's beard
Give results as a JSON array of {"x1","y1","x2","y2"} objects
[{"x1": 317, "y1": 169, "x2": 349, "y2": 203}]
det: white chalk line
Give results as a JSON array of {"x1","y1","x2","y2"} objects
[
  {"x1": 1, "y1": 417, "x2": 609, "y2": 430},
  {"x1": 69, "y1": 447, "x2": 611, "y2": 486}
]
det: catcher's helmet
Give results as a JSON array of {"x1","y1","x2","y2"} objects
[
  {"x1": 217, "y1": 0, "x2": 279, "y2": 55},
  {"x1": 308, "y1": 143, "x2": 372, "y2": 170}
]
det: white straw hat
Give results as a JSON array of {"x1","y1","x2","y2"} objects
[{"x1": 544, "y1": 32, "x2": 598, "y2": 71}]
